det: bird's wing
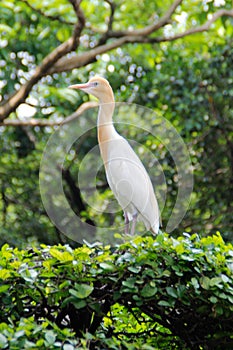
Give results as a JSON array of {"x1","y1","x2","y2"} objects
[{"x1": 104, "y1": 137, "x2": 160, "y2": 230}]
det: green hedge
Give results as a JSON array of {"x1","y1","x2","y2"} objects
[{"x1": 0, "y1": 232, "x2": 233, "y2": 349}]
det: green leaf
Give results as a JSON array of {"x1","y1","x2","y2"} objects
[
  {"x1": 122, "y1": 278, "x2": 137, "y2": 289},
  {"x1": 73, "y1": 299, "x2": 87, "y2": 309},
  {"x1": 162, "y1": 270, "x2": 171, "y2": 277},
  {"x1": 177, "y1": 285, "x2": 187, "y2": 298},
  {"x1": 200, "y1": 276, "x2": 211, "y2": 290},
  {"x1": 191, "y1": 277, "x2": 199, "y2": 289},
  {"x1": 59, "y1": 280, "x2": 71, "y2": 289},
  {"x1": 0, "y1": 334, "x2": 8, "y2": 348},
  {"x1": 175, "y1": 244, "x2": 185, "y2": 254},
  {"x1": 45, "y1": 330, "x2": 56, "y2": 345},
  {"x1": 63, "y1": 345, "x2": 75, "y2": 350},
  {"x1": 70, "y1": 283, "x2": 94, "y2": 299},
  {"x1": 40, "y1": 271, "x2": 57, "y2": 278},
  {"x1": 166, "y1": 287, "x2": 178, "y2": 298},
  {"x1": 38, "y1": 26, "x2": 50, "y2": 40},
  {"x1": 128, "y1": 266, "x2": 141, "y2": 273},
  {"x1": 221, "y1": 274, "x2": 230, "y2": 283},
  {"x1": 0, "y1": 269, "x2": 11, "y2": 280},
  {"x1": 141, "y1": 284, "x2": 157, "y2": 298},
  {"x1": 36, "y1": 339, "x2": 44, "y2": 347},
  {"x1": 56, "y1": 27, "x2": 70, "y2": 42},
  {"x1": 215, "y1": 305, "x2": 224, "y2": 316},
  {"x1": 14, "y1": 330, "x2": 25, "y2": 339},
  {"x1": 158, "y1": 300, "x2": 172, "y2": 307},
  {"x1": 61, "y1": 296, "x2": 76, "y2": 308},
  {"x1": 19, "y1": 268, "x2": 38, "y2": 283},
  {"x1": 113, "y1": 291, "x2": 121, "y2": 301},
  {"x1": 209, "y1": 277, "x2": 223, "y2": 288},
  {"x1": 227, "y1": 295, "x2": 233, "y2": 304},
  {"x1": 99, "y1": 262, "x2": 116, "y2": 271},
  {"x1": 209, "y1": 296, "x2": 218, "y2": 303},
  {"x1": 50, "y1": 248, "x2": 73, "y2": 262},
  {"x1": 89, "y1": 302, "x2": 101, "y2": 313},
  {"x1": 218, "y1": 292, "x2": 227, "y2": 299},
  {"x1": 0, "y1": 284, "x2": 10, "y2": 293},
  {"x1": 114, "y1": 233, "x2": 123, "y2": 239}
]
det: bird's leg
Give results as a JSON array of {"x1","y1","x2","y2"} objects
[
  {"x1": 130, "y1": 212, "x2": 138, "y2": 236},
  {"x1": 124, "y1": 212, "x2": 130, "y2": 235}
]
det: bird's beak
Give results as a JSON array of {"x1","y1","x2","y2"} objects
[{"x1": 68, "y1": 83, "x2": 90, "y2": 90}]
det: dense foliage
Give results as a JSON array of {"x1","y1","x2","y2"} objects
[
  {"x1": 0, "y1": 233, "x2": 233, "y2": 349},
  {"x1": 0, "y1": 0, "x2": 233, "y2": 246}
]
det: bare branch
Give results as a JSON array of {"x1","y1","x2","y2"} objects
[
  {"x1": 0, "y1": 0, "x2": 85, "y2": 121},
  {"x1": 95, "y1": 0, "x2": 182, "y2": 46},
  {"x1": 50, "y1": 8, "x2": 233, "y2": 74},
  {"x1": 20, "y1": 0, "x2": 74, "y2": 25},
  {"x1": 49, "y1": 36, "x2": 130, "y2": 74},
  {"x1": 98, "y1": 0, "x2": 116, "y2": 45},
  {"x1": 105, "y1": 0, "x2": 116, "y2": 32},
  {"x1": 151, "y1": 8, "x2": 233, "y2": 43},
  {"x1": 106, "y1": 0, "x2": 183, "y2": 38},
  {"x1": 0, "y1": 101, "x2": 98, "y2": 127},
  {"x1": 69, "y1": 0, "x2": 86, "y2": 49},
  {"x1": 1, "y1": 0, "x2": 233, "y2": 123}
]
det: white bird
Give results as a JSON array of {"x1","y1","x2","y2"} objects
[{"x1": 69, "y1": 76, "x2": 160, "y2": 235}]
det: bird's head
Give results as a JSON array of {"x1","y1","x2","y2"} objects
[{"x1": 69, "y1": 76, "x2": 114, "y2": 103}]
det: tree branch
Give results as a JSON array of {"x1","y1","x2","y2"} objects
[
  {"x1": 105, "y1": 0, "x2": 116, "y2": 32},
  {"x1": 95, "y1": 0, "x2": 182, "y2": 46},
  {"x1": 50, "y1": 8, "x2": 233, "y2": 74},
  {"x1": 0, "y1": 101, "x2": 98, "y2": 127},
  {"x1": 0, "y1": 0, "x2": 85, "y2": 121},
  {"x1": 69, "y1": 0, "x2": 86, "y2": 50},
  {"x1": 48, "y1": 36, "x2": 131, "y2": 74},
  {"x1": 20, "y1": 0, "x2": 74, "y2": 25},
  {"x1": 106, "y1": 0, "x2": 183, "y2": 38},
  {"x1": 150, "y1": 8, "x2": 233, "y2": 43},
  {"x1": 1, "y1": 0, "x2": 233, "y2": 123},
  {"x1": 97, "y1": 0, "x2": 116, "y2": 45}
]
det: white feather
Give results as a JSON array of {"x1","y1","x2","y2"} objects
[{"x1": 104, "y1": 135, "x2": 159, "y2": 233}]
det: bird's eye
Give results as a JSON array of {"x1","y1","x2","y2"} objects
[{"x1": 93, "y1": 81, "x2": 98, "y2": 87}]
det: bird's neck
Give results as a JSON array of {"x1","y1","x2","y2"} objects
[
  {"x1": 97, "y1": 99, "x2": 116, "y2": 144},
  {"x1": 97, "y1": 95, "x2": 119, "y2": 167}
]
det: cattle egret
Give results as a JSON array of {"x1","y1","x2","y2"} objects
[{"x1": 69, "y1": 77, "x2": 160, "y2": 235}]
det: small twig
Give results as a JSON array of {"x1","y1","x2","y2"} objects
[
  {"x1": 20, "y1": 0, "x2": 74, "y2": 25},
  {"x1": 105, "y1": 0, "x2": 116, "y2": 32},
  {"x1": 0, "y1": 0, "x2": 85, "y2": 121},
  {"x1": 1, "y1": 0, "x2": 233, "y2": 123},
  {"x1": 97, "y1": 0, "x2": 182, "y2": 45},
  {"x1": 98, "y1": 0, "x2": 116, "y2": 45},
  {"x1": 149, "y1": 8, "x2": 233, "y2": 43},
  {"x1": 0, "y1": 101, "x2": 98, "y2": 127},
  {"x1": 113, "y1": 323, "x2": 172, "y2": 338},
  {"x1": 49, "y1": 8, "x2": 233, "y2": 74},
  {"x1": 69, "y1": 0, "x2": 86, "y2": 50}
]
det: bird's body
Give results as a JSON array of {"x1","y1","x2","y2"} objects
[{"x1": 69, "y1": 77, "x2": 160, "y2": 234}]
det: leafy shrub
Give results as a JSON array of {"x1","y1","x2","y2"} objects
[{"x1": 0, "y1": 232, "x2": 233, "y2": 349}]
